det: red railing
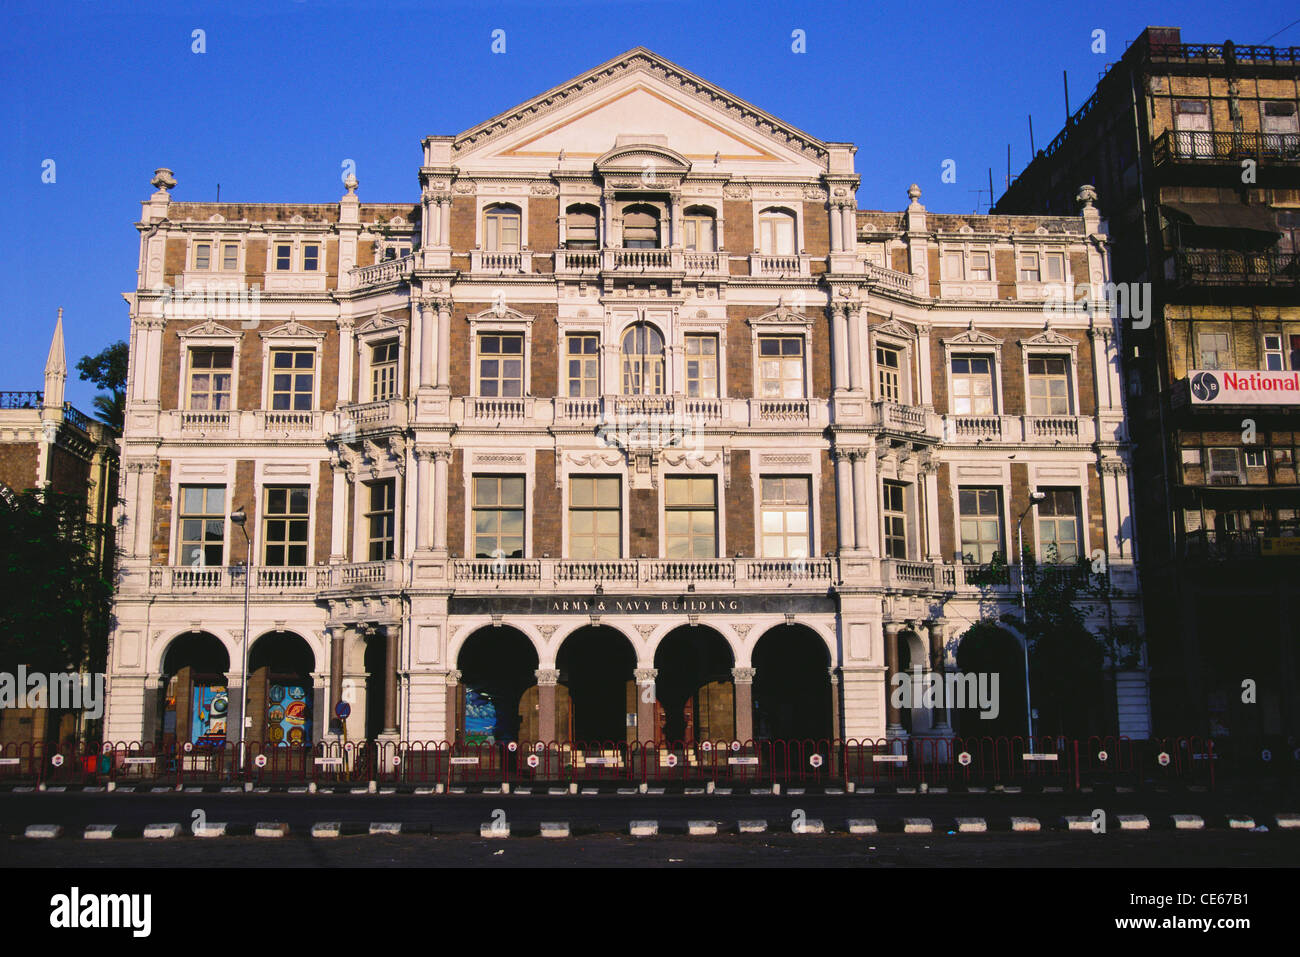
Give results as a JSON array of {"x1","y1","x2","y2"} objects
[{"x1": 0, "y1": 735, "x2": 1257, "y2": 790}]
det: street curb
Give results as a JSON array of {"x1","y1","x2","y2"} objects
[{"x1": 370, "y1": 822, "x2": 402, "y2": 835}]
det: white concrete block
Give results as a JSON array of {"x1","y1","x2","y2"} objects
[
  {"x1": 143, "y1": 823, "x2": 182, "y2": 839},
  {"x1": 629, "y1": 820, "x2": 658, "y2": 837},
  {"x1": 956, "y1": 817, "x2": 987, "y2": 833},
  {"x1": 903, "y1": 818, "x2": 933, "y2": 834},
  {"x1": 369, "y1": 822, "x2": 402, "y2": 835},
  {"x1": 792, "y1": 818, "x2": 825, "y2": 834},
  {"x1": 1171, "y1": 815, "x2": 1204, "y2": 830},
  {"x1": 193, "y1": 822, "x2": 227, "y2": 838},
  {"x1": 688, "y1": 821, "x2": 718, "y2": 835},
  {"x1": 480, "y1": 823, "x2": 510, "y2": 838},
  {"x1": 1011, "y1": 817, "x2": 1041, "y2": 832},
  {"x1": 847, "y1": 819, "x2": 878, "y2": 835},
  {"x1": 1117, "y1": 815, "x2": 1150, "y2": 831},
  {"x1": 738, "y1": 820, "x2": 767, "y2": 833},
  {"x1": 539, "y1": 822, "x2": 569, "y2": 838},
  {"x1": 26, "y1": 824, "x2": 63, "y2": 839},
  {"x1": 311, "y1": 822, "x2": 342, "y2": 838},
  {"x1": 83, "y1": 825, "x2": 116, "y2": 840},
  {"x1": 254, "y1": 822, "x2": 289, "y2": 838}
]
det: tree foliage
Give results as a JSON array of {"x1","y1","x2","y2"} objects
[
  {"x1": 76, "y1": 340, "x2": 128, "y2": 429},
  {"x1": 0, "y1": 489, "x2": 114, "y2": 674}
]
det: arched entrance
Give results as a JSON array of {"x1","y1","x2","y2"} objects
[
  {"x1": 954, "y1": 622, "x2": 1027, "y2": 738},
  {"x1": 653, "y1": 626, "x2": 735, "y2": 744},
  {"x1": 158, "y1": 632, "x2": 230, "y2": 750},
  {"x1": 247, "y1": 632, "x2": 315, "y2": 747},
  {"x1": 556, "y1": 626, "x2": 637, "y2": 745},
  {"x1": 752, "y1": 624, "x2": 832, "y2": 742},
  {"x1": 456, "y1": 627, "x2": 541, "y2": 744}
]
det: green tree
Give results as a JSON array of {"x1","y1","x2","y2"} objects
[
  {"x1": 0, "y1": 489, "x2": 114, "y2": 676},
  {"x1": 76, "y1": 340, "x2": 128, "y2": 429}
]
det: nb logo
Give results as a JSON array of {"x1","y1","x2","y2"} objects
[{"x1": 1190, "y1": 372, "x2": 1219, "y2": 402}]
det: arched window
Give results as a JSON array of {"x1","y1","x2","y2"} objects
[
  {"x1": 565, "y1": 204, "x2": 600, "y2": 249},
  {"x1": 622, "y1": 204, "x2": 661, "y2": 249},
  {"x1": 483, "y1": 204, "x2": 521, "y2": 252},
  {"x1": 758, "y1": 207, "x2": 796, "y2": 256},
  {"x1": 621, "y1": 324, "x2": 665, "y2": 395},
  {"x1": 683, "y1": 205, "x2": 716, "y2": 251}
]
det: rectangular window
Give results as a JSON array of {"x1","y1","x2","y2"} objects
[
  {"x1": 664, "y1": 476, "x2": 716, "y2": 559},
  {"x1": 882, "y1": 481, "x2": 907, "y2": 559},
  {"x1": 685, "y1": 334, "x2": 718, "y2": 398},
  {"x1": 370, "y1": 341, "x2": 399, "y2": 401},
  {"x1": 760, "y1": 477, "x2": 810, "y2": 559},
  {"x1": 1018, "y1": 252, "x2": 1040, "y2": 282},
  {"x1": 1027, "y1": 355, "x2": 1071, "y2": 415},
  {"x1": 943, "y1": 250, "x2": 964, "y2": 280},
  {"x1": 758, "y1": 336, "x2": 804, "y2": 399},
  {"x1": 262, "y1": 486, "x2": 310, "y2": 567},
  {"x1": 222, "y1": 244, "x2": 239, "y2": 271},
  {"x1": 473, "y1": 476, "x2": 525, "y2": 559},
  {"x1": 968, "y1": 251, "x2": 991, "y2": 281},
  {"x1": 566, "y1": 334, "x2": 599, "y2": 397},
  {"x1": 684, "y1": 216, "x2": 715, "y2": 252},
  {"x1": 950, "y1": 355, "x2": 995, "y2": 414},
  {"x1": 1180, "y1": 448, "x2": 1202, "y2": 467},
  {"x1": 366, "y1": 480, "x2": 396, "y2": 561},
  {"x1": 302, "y1": 244, "x2": 320, "y2": 271},
  {"x1": 1244, "y1": 449, "x2": 1266, "y2": 468},
  {"x1": 959, "y1": 487, "x2": 1004, "y2": 564},
  {"x1": 1037, "y1": 489, "x2": 1080, "y2": 563},
  {"x1": 569, "y1": 476, "x2": 620, "y2": 560},
  {"x1": 484, "y1": 209, "x2": 521, "y2": 251},
  {"x1": 179, "y1": 485, "x2": 226, "y2": 567},
  {"x1": 876, "y1": 344, "x2": 901, "y2": 402},
  {"x1": 270, "y1": 349, "x2": 315, "y2": 411},
  {"x1": 1292, "y1": 334, "x2": 1300, "y2": 371},
  {"x1": 1265, "y1": 334, "x2": 1285, "y2": 370},
  {"x1": 1044, "y1": 252, "x2": 1065, "y2": 281},
  {"x1": 194, "y1": 243, "x2": 211, "y2": 270},
  {"x1": 1208, "y1": 448, "x2": 1242, "y2": 484},
  {"x1": 1198, "y1": 332, "x2": 1230, "y2": 370},
  {"x1": 275, "y1": 245, "x2": 293, "y2": 270},
  {"x1": 477, "y1": 334, "x2": 524, "y2": 397},
  {"x1": 188, "y1": 347, "x2": 233, "y2": 411}
]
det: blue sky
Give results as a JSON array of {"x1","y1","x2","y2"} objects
[{"x1": 2, "y1": 0, "x2": 1295, "y2": 413}]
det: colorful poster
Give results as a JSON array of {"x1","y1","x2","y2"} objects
[
  {"x1": 191, "y1": 684, "x2": 228, "y2": 747},
  {"x1": 267, "y1": 683, "x2": 312, "y2": 746},
  {"x1": 464, "y1": 688, "x2": 497, "y2": 745}
]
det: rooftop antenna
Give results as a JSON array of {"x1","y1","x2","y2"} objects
[
  {"x1": 1006, "y1": 143, "x2": 1011, "y2": 189},
  {"x1": 1029, "y1": 114, "x2": 1036, "y2": 155},
  {"x1": 217, "y1": 183, "x2": 220, "y2": 202},
  {"x1": 1063, "y1": 70, "x2": 1071, "y2": 123}
]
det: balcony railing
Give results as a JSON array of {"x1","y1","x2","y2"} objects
[
  {"x1": 257, "y1": 410, "x2": 320, "y2": 432},
  {"x1": 1171, "y1": 249, "x2": 1300, "y2": 287},
  {"x1": 449, "y1": 557, "x2": 837, "y2": 590},
  {"x1": 470, "y1": 250, "x2": 533, "y2": 273},
  {"x1": 1181, "y1": 530, "x2": 1300, "y2": 561},
  {"x1": 749, "y1": 254, "x2": 810, "y2": 277},
  {"x1": 467, "y1": 397, "x2": 529, "y2": 421},
  {"x1": 944, "y1": 414, "x2": 1095, "y2": 444},
  {"x1": 862, "y1": 260, "x2": 916, "y2": 294},
  {"x1": 350, "y1": 254, "x2": 414, "y2": 287},
  {"x1": 756, "y1": 398, "x2": 810, "y2": 423},
  {"x1": 178, "y1": 410, "x2": 232, "y2": 432},
  {"x1": 1153, "y1": 129, "x2": 1300, "y2": 166},
  {"x1": 146, "y1": 565, "x2": 328, "y2": 594},
  {"x1": 334, "y1": 400, "x2": 408, "y2": 435},
  {"x1": 0, "y1": 391, "x2": 43, "y2": 409}
]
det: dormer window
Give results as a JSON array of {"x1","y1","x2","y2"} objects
[
  {"x1": 758, "y1": 208, "x2": 796, "y2": 256},
  {"x1": 622, "y1": 204, "x2": 661, "y2": 249},
  {"x1": 484, "y1": 204, "x2": 521, "y2": 252},
  {"x1": 565, "y1": 204, "x2": 600, "y2": 249},
  {"x1": 683, "y1": 207, "x2": 716, "y2": 251}
]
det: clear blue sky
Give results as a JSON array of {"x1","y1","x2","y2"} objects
[{"x1": 2, "y1": 0, "x2": 1295, "y2": 413}]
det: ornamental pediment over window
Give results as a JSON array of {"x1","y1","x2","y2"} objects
[
  {"x1": 942, "y1": 326, "x2": 1003, "y2": 348},
  {"x1": 178, "y1": 319, "x2": 242, "y2": 340},
  {"x1": 258, "y1": 317, "x2": 327, "y2": 341},
  {"x1": 1018, "y1": 328, "x2": 1077, "y2": 350},
  {"x1": 746, "y1": 304, "x2": 813, "y2": 330},
  {"x1": 355, "y1": 311, "x2": 409, "y2": 336}
]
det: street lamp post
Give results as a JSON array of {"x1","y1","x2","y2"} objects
[
  {"x1": 230, "y1": 509, "x2": 251, "y2": 781},
  {"x1": 1015, "y1": 490, "x2": 1046, "y2": 742}
]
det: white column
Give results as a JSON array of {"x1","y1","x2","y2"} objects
[
  {"x1": 842, "y1": 207, "x2": 856, "y2": 252},
  {"x1": 415, "y1": 452, "x2": 431, "y2": 550},
  {"x1": 846, "y1": 306, "x2": 863, "y2": 392},
  {"x1": 851, "y1": 452, "x2": 869, "y2": 552},
  {"x1": 135, "y1": 464, "x2": 157, "y2": 558},
  {"x1": 419, "y1": 299, "x2": 435, "y2": 389},
  {"x1": 330, "y1": 467, "x2": 348, "y2": 561},
  {"x1": 830, "y1": 205, "x2": 843, "y2": 253},
  {"x1": 142, "y1": 323, "x2": 163, "y2": 404},
  {"x1": 337, "y1": 318, "x2": 355, "y2": 406},
  {"x1": 835, "y1": 451, "x2": 855, "y2": 550},
  {"x1": 436, "y1": 299, "x2": 451, "y2": 390},
  {"x1": 923, "y1": 465, "x2": 941, "y2": 560},
  {"x1": 439, "y1": 200, "x2": 451, "y2": 249},
  {"x1": 832, "y1": 305, "x2": 850, "y2": 393},
  {"x1": 915, "y1": 323, "x2": 933, "y2": 407},
  {"x1": 433, "y1": 451, "x2": 449, "y2": 552}
]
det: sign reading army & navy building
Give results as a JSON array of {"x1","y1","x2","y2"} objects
[
  {"x1": 448, "y1": 595, "x2": 837, "y2": 616},
  {"x1": 1189, "y1": 369, "x2": 1300, "y2": 405}
]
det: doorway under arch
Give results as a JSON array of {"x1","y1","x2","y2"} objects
[
  {"x1": 752, "y1": 624, "x2": 832, "y2": 742},
  {"x1": 653, "y1": 626, "x2": 735, "y2": 743},
  {"x1": 456, "y1": 626, "x2": 541, "y2": 745},
  {"x1": 556, "y1": 626, "x2": 637, "y2": 745},
  {"x1": 247, "y1": 631, "x2": 316, "y2": 747},
  {"x1": 157, "y1": 632, "x2": 231, "y2": 750}
]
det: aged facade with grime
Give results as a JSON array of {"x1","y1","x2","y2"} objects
[{"x1": 103, "y1": 48, "x2": 1148, "y2": 752}]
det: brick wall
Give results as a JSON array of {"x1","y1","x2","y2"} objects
[
  {"x1": 152, "y1": 460, "x2": 172, "y2": 564},
  {"x1": 164, "y1": 238, "x2": 186, "y2": 285},
  {"x1": 450, "y1": 308, "x2": 472, "y2": 397},
  {"x1": 49, "y1": 443, "x2": 91, "y2": 495},
  {"x1": 629, "y1": 487, "x2": 658, "y2": 557},
  {"x1": 724, "y1": 201, "x2": 753, "y2": 253},
  {"x1": 937, "y1": 461, "x2": 955, "y2": 559},
  {"x1": 725, "y1": 308, "x2": 753, "y2": 397},
  {"x1": 530, "y1": 305, "x2": 559, "y2": 398},
  {"x1": 450, "y1": 197, "x2": 476, "y2": 251},
  {"x1": 534, "y1": 449, "x2": 561, "y2": 556},
  {"x1": 1086, "y1": 465, "x2": 1105, "y2": 556},
  {"x1": 529, "y1": 197, "x2": 558, "y2": 254},
  {"x1": 447, "y1": 449, "x2": 464, "y2": 557},
  {"x1": 725, "y1": 450, "x2": 752, "y2": 556},
  {"x1": 820, "y1": 450, "x2": 838, "y2": 554},
  {"x1": 233, "y1": 460, "x2": 255, "y2": 564},
  {"x1": 314, "y1": 460, "x2": 332, "y2": 564},
  {"x1": 0, "y1": 441, "x2": 39, "y2": 492},
  {"x1": 802, "y1": 202, "x2": 829, "y2": 257}
]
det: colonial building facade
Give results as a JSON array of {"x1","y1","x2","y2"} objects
[
  {"x1": 996, "y1": 26, "x2": 1300, "y2": 741},
  {"x1": 103, "y1": 49, "x2": 1147, "y2": 751}
]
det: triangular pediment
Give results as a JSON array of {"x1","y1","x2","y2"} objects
[
  {"x1": 944, "y1": 327, "x2": 1003, "y2": 347},
  {"x1": 259, "y1": 317, "x2": 326, "y2": 341},
  {"x1": 452, "y1": 49, "x2": 828, "y2": 176},
  {"x1": 178, "y1": 319, "x2": 241, "y2": 339},
  {"x1": 355, "y1": 312, "x2": 408, "y2": 336},
  {"x1": 1020, "y1": 328, "x2": 1077, "y2": 348},
  {"x1": 872, "y1": 319, "x2": 916, "y2": 341}
]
